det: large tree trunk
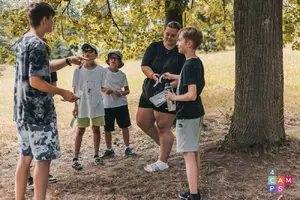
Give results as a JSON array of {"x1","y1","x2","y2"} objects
[
  {"x1": 165, "y1": 0, "x2": 185, "y2": 27},
  {"x1": 227, "y1": 0, "x2": 285, "y2": 149}
]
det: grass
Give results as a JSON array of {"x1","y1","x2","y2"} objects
[{"x1": 0, "y1": 47, "x2": 300, "y2": 141}]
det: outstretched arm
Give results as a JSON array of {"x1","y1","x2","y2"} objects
[
  {"x1": 141, "y1": 66, "x2": 159, "y2": 81},
  {"x1": 50, "y1": 56, "x2": 88, "y2": 72}
]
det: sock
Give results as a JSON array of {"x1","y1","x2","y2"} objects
[
  {"x1": 73, "y1": 155, "x2": 79, "y2": 161},
  {"x1": 158, "y1": 160, "x2": 167, "y2": 165}
]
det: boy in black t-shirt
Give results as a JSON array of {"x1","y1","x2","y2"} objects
[{"x1": 165, "y1": 27, "x2": 205, "y2": 200}]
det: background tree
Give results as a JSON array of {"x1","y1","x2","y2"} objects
[
  {"x1": 226, "y1": 0, "x2": 285, "y2": 150},
  {"x1": 165, "y1": 0, "x2": 186, "y2": 26}
]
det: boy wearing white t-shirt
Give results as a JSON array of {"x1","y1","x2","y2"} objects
[
  {"x1": 72, "y1": 43, "x2": 105, "y2": 170},
  {"x1": 101, "y1": 51, "x2": 136, "y2": 158}
]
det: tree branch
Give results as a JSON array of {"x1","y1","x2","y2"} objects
[
  {"x1": 189, "y1": 0, "x2": 194, "y2": 9},
  {"x1": 106, "y1": 0, "x2": 123, "y2": 35},
  {"x1": 62, "y1": 0, "x2": 71, "y2": 14}
]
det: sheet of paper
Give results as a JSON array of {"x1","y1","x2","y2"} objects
[{"x1": 149, "y1": 91, "x2": 166, "y2": 107}]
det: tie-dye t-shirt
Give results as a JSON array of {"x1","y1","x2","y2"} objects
[{"x1": 13, "y1": 35, "x2": 56, "y2": 125}]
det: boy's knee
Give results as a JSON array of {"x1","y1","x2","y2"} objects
[
  {"x1": 35, "y1": 160, "x2": 51, "y2": 167},
  {"x1": 77, "y1": 128, "x2": 85, "y2": 135},
  {"x1": 92, "y1": 126, "x2": 100, "y2": 134},
  {"x1": 183, "y1": 152, "x2": 196, "y2": 157},
  {"x1": 19, "y1": 156, "x2": 33, "y2": 167}
]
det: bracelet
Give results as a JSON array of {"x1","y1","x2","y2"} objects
[{"x1": 66, "y1": 58, "x2": 72, "y2": 66}]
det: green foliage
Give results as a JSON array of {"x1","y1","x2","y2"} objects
[
  {"x1": 50, "y1": 40, "x2": 74, "y2": 59},
  {"x1": 184, "y1": 0, "x2": 234, "y2": 51},
  {"x1": 283, "y1": 0, "x2": 300, "y2": 50},
  {"x1": 0, "y1": 0, "x2": 298, "y2": 64}
]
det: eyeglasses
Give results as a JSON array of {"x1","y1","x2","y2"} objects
[
  {"x1": 109, "y1": 56, "x2": 120, "y2": 61},
  {"x1": 83, "y1": 49, "x2": 95, "y2": 54}
]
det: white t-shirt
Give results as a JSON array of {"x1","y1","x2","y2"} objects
[
  {"x1": 72, "y1": 65, "x2": 105, "y2": 118},
  {"x1": 102, "y1": 68, "x2": 128, "y2": 109}
]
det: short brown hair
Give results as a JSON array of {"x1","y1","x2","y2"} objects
[
  {"x1": 28, "y1": 2, "x2": 55, "y2": 27},
  {"x1": 178, "y1": 27, "x2": 203, "y2": 50}
]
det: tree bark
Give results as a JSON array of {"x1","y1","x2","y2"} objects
[
  {"x1": 165, "y1": 0, "x2": 185, "y2": 27},
  {"x1": 227, "y1": 0, "x2": 285, "y2": 149}
]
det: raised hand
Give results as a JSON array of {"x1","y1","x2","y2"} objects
[{"x1": 69, "y1": 56, "x2": 89, "y2": 66}]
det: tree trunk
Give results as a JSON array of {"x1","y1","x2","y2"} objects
[
  {"x1": 227, "y1": 0, "x2": 285, "y2": 149},
  {"x1": 165, "y1": 0, "x2": 185, "y2": 27}
]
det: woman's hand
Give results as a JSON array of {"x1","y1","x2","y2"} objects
[
  {"x1": 152, "y1": 73, "x2": 160, "y2": 81},
  {"x1": 165, "y1": 91, "x2": 176, "y2": 101}
]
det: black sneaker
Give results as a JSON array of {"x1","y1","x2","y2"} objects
[
  {"x1": 124, "y1": 147, "x2": 137, "y2": 157},
  {"x1": 187, "y1": 193, "x2": 201, "y2": 200},
  {"x1": 72, "y1": 158, "x2": 83, "y2": 170},
  {"x1": 48, "y1": 174, "x2": 57, "y2": 184},
  {"x1": 94, "y1": 155, "x2": 105, "y2": 165},
  {"x1": 100, "y1": 149, "x2": 115, "y2": 159},
  {"x1": 178, "y1": 191, "x2": 190, "y2": 199},
  {"x1": 26, "y1": 176, "x2": 34, "y2": 191}
]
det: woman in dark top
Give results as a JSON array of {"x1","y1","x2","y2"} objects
[{"x1": 136, "y1": 21, "x2": 185, "y2": 172}]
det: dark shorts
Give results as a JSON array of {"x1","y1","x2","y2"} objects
[
  {"x1": 138, "y1": 94, "x2": 176, "y2": 115},
  {"x1": 16, "y1": 122, "x2": 61, "y2": 161},
  {"x1": 104, "y1": 105, "x2": 131, "y2": 132}
]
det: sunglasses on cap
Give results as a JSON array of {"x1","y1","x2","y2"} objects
[{"x1": 83, "y1": 49, "x2": 96, "y2": 54}]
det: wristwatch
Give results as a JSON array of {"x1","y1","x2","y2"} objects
[{"x1": 66, "y1": 57, "x2": 72, "y2": 66}]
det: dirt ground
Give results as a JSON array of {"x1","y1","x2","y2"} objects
[{"x1": 0, "y1": 113, "x2": 299, "y2": 200}]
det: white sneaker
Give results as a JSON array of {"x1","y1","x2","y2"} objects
[{"x1": 144, "y1": 160, "x2": 169, "y2": 172}]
